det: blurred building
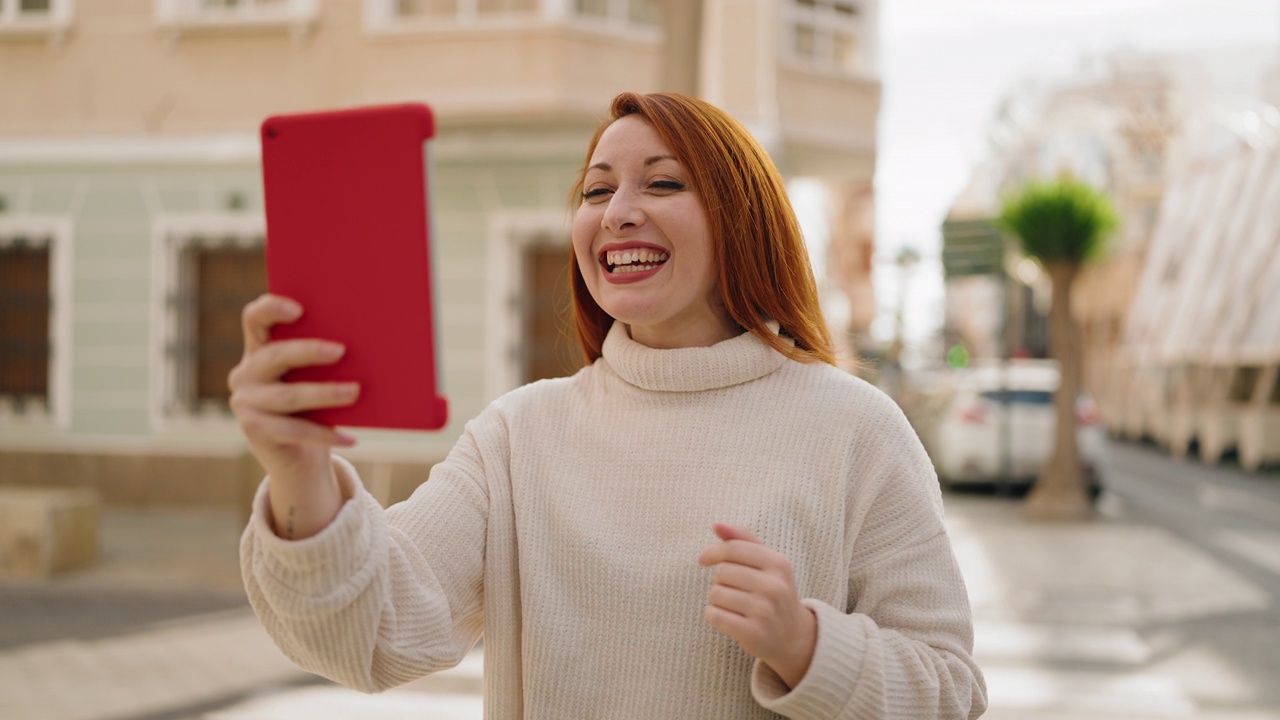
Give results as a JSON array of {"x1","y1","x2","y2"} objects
[
  {"x1": 941, "y1": 52, "x2": 1185, "y2": 364},
  {"x1": 1122, "y1": 142, "x2": 1280, "y2": 471},
  {"x1": 0, "y1": 0, "x2": 881, "y2": 506},
  {"x1": 940, "y1": 49, "x2": 1280, "y2": 470}
]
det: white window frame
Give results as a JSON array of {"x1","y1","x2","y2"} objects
[
  {"x1": 780, "y1": 0, "x2": 873, "y2": 77},
  {"x1": 363, "y1": 0, "x2": 659, "y2": 35},
  {"x1": 0, "y1": 216, "x2": 73, "y2": 430},
  {"x1": 0, "y1": 0, "x2": 73, "y2": 43},
  {"x1": 365, "y1": 0, "x2": 541, "y2": 32},
  {"x1": 485, "y1": 211, "x2": 572, "y2": 400},
  {"x1": 154, "y1": 0, "x2": 318, "y2": 40},
  {"x1": 150, "y1": 214, "x2": 264, "y2": 433},
  {"x1": 566, "y1": 0, "x2": 660, "y2": 29}
]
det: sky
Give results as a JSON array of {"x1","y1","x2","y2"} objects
[{"x1": 842, "y1": 0, "x2": 1280, "y2": 355}]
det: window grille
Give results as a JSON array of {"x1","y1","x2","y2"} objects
[
  {"x1": 153, "y1": 0, "x2": 318, "y2": 35},
  {"x1": 0, "y1": 237, "x2": 51, "y2": 413},
  {"x1": 370, "y1": 0, "x2": 657, "y2": 27},
  {"x1": 573, "y1": 0, "x2": 658, "y2": 26},
  {"x1": 167, "y1": 237, "x2": 265, "y2": 415},
  {"x1": 785, "y1": 0, "x2": 865, "y2": 74},
  {"x1": 199, "y1": 0, "x2": 290, "y2": 11}
]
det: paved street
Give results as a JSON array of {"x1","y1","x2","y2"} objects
[{"x1": 1, "y1": 440, "x2": 1278, "y2": 719}]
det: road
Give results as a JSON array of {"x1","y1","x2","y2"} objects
[
  {"x1": 1105, "y1": 440, "x2": 1280, "y2": 597},
  {"x1": 1100, "y1": 440, "x2": 1280, "y2": 715}
]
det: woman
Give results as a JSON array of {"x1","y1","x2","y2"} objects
[{"x1": 232, "y1": 92, "x2": 987, "y2": 719}]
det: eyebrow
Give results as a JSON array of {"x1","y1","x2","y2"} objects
[{"x1": 587, "y1": 155, "x2": 680, "y2": 173}]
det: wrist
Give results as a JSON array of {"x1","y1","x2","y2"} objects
[
  {"x1": 266, "y1": 456, "x2": 346, "y2": 540},
  {"x1": 768, "y1": 605, "x2": 818, "y2": 690}
]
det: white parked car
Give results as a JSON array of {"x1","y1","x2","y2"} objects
[{"x1": 910, "y1": 360, "x2": 1106, "y2": 495}]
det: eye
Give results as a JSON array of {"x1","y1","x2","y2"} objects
[
  {"x1": 582, "y1": 187, "x2": 613, "y2": 202},
  {"x1": 648, "y1": 179, "x2": 685, "y2": 193}
]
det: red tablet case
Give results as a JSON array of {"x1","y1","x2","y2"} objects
[{"x1": 260, "y1": 103, "x2": 448, "y2": 431}]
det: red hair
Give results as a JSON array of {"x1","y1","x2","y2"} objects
[{"x1": 569, "y1": 92, "x2": 836, "y2": 366}]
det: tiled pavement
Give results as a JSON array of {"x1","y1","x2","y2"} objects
[{"x1": 3, "y1": 494, "x2": 1279, "y2": 720}]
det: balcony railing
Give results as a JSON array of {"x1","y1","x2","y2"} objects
[
  {"x1": 363, "y1": 0, "x2": 660, "y2": 33},
  {"x1": 153, "y1": 0, "x2": 319, "y2": 38}
]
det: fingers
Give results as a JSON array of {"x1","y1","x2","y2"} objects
[
  {"x1": 229, "y1": 338, "x2": 346, "y2": 390},
  {"x1": 698, "y1": 523, "x2": 817, "y2": 682},
  {"x1": 241, "y1": 294, "x2": 302, "y2": 355},
  {"x1": 704, "y1": 603, "x2": 757, "y2": 639},
  {"x1": 707, "y1": 582, "x2": 762, "y2": 618},
  {"x1": 713, "y1": 523, "x2": 762, "y2": 544},
  {"x1": 231, "y1": 381, "x2": 360, "y2": 416},
  {"x1": 698, "y1": 536, "x2": 782, "y2": 572},
  {"x1": 239, "y1": 407, "x2": 356, "y2": 448}
]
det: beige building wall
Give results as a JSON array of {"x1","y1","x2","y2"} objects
[{"x1": 0, "y1": 0, "x2": 880, "y2": 507}]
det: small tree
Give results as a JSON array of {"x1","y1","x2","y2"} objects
[{"x1": 997, "y1": 177, "x2": 1117, "y2": 521}]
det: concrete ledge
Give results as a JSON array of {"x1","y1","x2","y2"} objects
[
  {"x1": 0, "y1": 486, "x2": 100, "y2": 579},
  {"x1": 0, "y1": 450, "x2": 437, "y2": 515}
]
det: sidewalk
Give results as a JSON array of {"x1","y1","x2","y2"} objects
[
  {"x1": 1, "y1": 493, "x2": 1277, "y2": 720},
  {"x1": 949, "y1": 492, "x2": 1279, "y2": 720}
]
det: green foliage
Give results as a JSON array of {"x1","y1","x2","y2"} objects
[{"x1": 996, "y1": 177, "x2": 1118, "y2": 265}]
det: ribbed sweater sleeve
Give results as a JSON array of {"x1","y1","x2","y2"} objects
[
  {"x1": 240, "y1": 419, "x2": 494, "y2": 693},
  {"x1": 750, "y1": 393, "x2": 987, "y2": 720}
]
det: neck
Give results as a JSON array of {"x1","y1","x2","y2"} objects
[{"x1": 627, "y1": 314, "x2": 740, "y2": 351}]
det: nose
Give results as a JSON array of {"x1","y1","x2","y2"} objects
[{"x1": 602, "y1": 187, "x2": 644, "y2": 235}]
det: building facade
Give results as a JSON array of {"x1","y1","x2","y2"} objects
[
  {"x1": 0, "y1": 0, "x2": 881, "y2": 506},
  {"x1": 939, "y1": 50, "x2": 1280, "y2": 470}
]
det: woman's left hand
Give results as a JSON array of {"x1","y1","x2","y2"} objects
[{"x1": 697, "y1": 523, "x2": 818, "y2": 689}]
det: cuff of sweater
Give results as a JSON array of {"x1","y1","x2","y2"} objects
[
  {"x1": 751, "y1": 599, "x2": 870, "y2": 718},
  {"x1": 244, "y1": 455, "x2": 383, "y2": 612}
]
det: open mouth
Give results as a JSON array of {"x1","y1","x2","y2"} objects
[{"x1": 602, "y1": 248, "x2": 670, "y2": 274}]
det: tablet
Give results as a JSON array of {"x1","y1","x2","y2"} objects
[{"x1": 260, "y1": 103, "x2": 448, "y2": 431}]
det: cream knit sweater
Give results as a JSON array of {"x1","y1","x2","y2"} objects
[{"x1": 241, "y1": 322, "x2": 987, "y2": 719}]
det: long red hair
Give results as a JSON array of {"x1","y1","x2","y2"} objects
[{"x1": 569, "y1": 92, "x2": 836, "y2": 366}]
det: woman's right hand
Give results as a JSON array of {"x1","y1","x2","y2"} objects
[{"x1": 228, "y1": 294, "x2": 360, "y2": 538}]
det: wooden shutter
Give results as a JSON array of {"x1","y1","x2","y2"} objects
[
  {"x1": 524, "y1": 244, "x2": 578, "y2": 383},
  {"x1": 0, "y1": 241, "x2": 51, "y2": 405},
  {"x1": 194, "y1": 244, "x2": 266, "y2": 405}
]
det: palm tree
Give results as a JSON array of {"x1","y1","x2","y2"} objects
[{"x1": 997, "y1": 177, "x2": 1117, "y2": 520}]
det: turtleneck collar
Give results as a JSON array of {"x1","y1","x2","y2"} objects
[{"x1": 600, "y1": 320, "x2": 790, "y2": 392}]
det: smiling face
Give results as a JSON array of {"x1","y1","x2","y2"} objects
[{"x1": 571, "y1": 115, "x2": 738, "y2": 350}]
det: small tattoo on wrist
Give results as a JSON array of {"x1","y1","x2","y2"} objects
[{"x1": 286, "y1": 505, "x2": 297, "y2": 539}]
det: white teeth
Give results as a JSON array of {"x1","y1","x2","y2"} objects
[{"x1": 605, "y1": 249, "x2": 669, "y2": 268}]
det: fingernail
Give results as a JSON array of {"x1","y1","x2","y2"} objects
[
  {"x1": 282, "y1": 300, "x2": 303, "y2": 318},
  {"x1": 323, "y1": 343, "x2": 346, "y2": 359},
  {"x1": 339, "y1": 383, "x2": 360, "y2": 398}
]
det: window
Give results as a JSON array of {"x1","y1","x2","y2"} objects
[
  {"x1": 155, "y1": 219, "x2": 265, "y2": 422},
  {"x1": 0, "y1": 217, "x2": 70, "y2": 426},
  {"x1": 573, "y1": 0, "x2": 659, "y2": 27},
  {"x1": 523, "y1": 243, "x2": 577, "y2": 383},
  {"x1": 783, "y1": 0, "x2": 866, "y2": 74},
  {"x1": 393, "y1": 0, "x2": 537, "y2": 20},
  {"x1": 367, "y1": 0, "x2": 537, "y2": 27},
  {"x1": 154, "y1": 0, "x2": 318, "y2": 36},
  {"x1": 0, "y1": 0, "x2": 73, "y2": 38},
  {"x1": 485, "y1": 213, "x2": 575, "y2": 399},
  {"x1": 0, "y1": 238, "x2": 50, "y2": 413},
  {"x1": 365, "y1": 0, "x2": 659, "y2": 30}
]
